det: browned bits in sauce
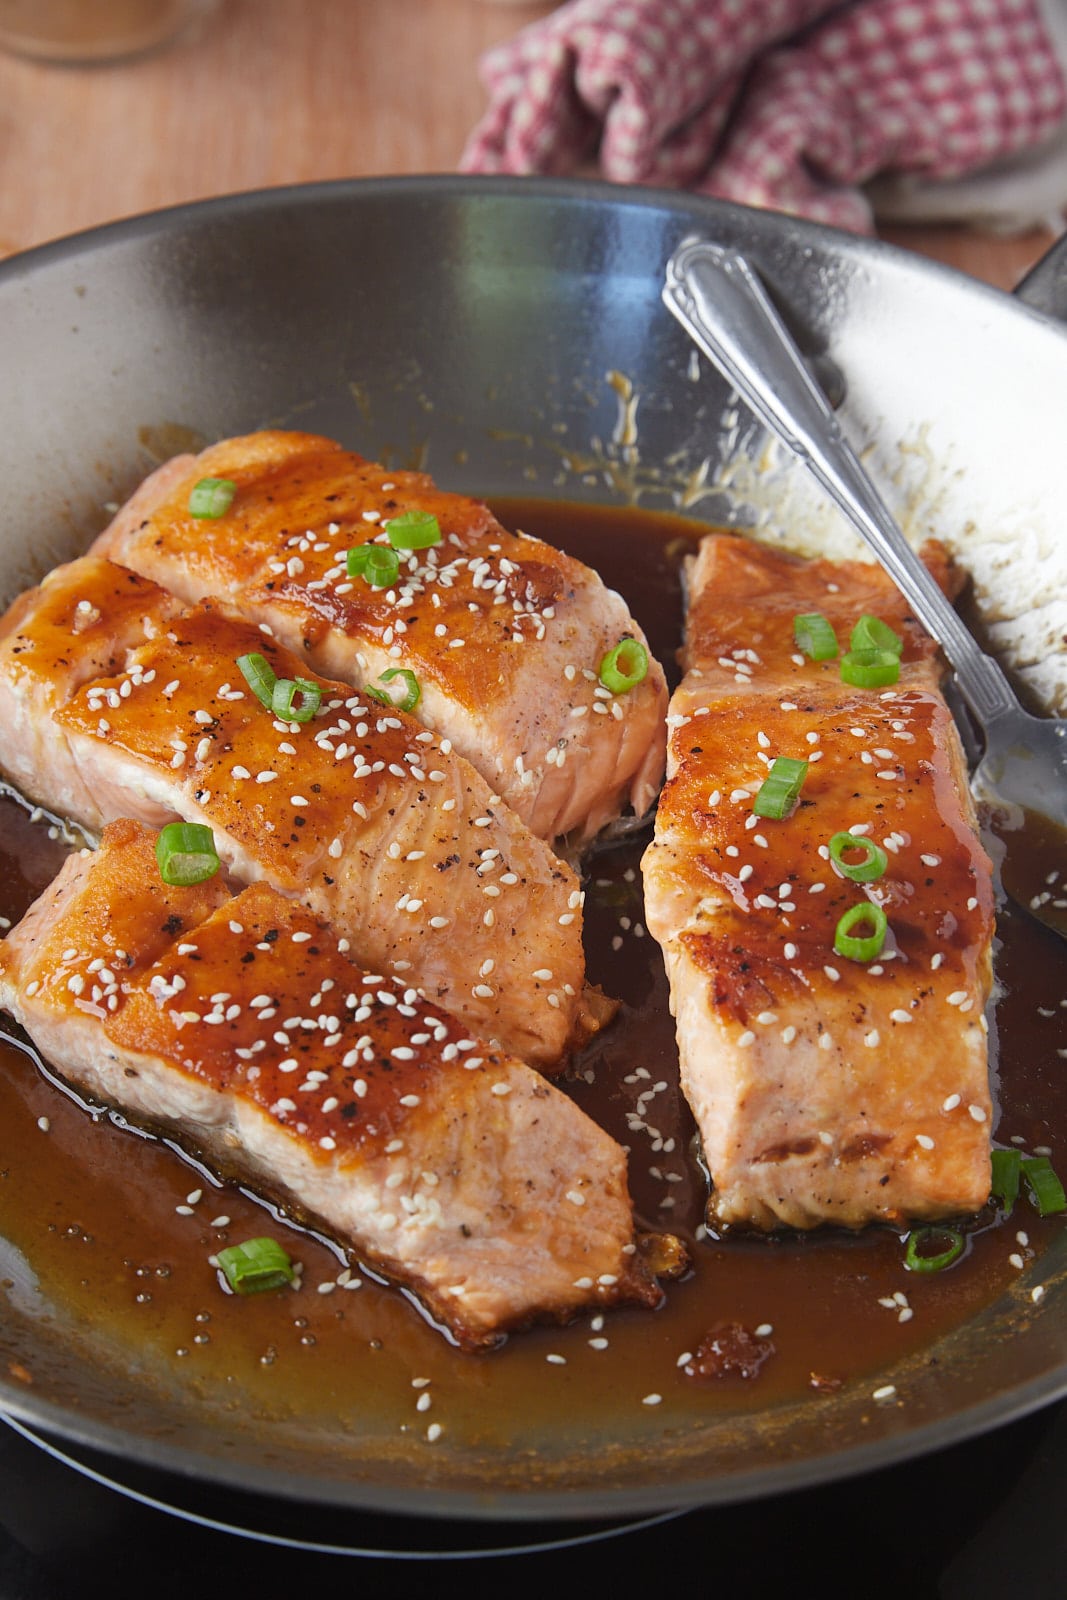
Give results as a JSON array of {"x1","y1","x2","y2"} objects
[
  {"x1": 684, "y1": 1322, "x2": 776, "y2": 1382},
  {"x1": 0, "y1": 499, "x2": 1064, "y2": 1445}
]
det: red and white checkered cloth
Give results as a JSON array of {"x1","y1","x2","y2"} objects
[{"x1": 460, "y1": 0, "x2": 1067, "y2": 233}]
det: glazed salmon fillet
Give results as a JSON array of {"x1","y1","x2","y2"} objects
[
  {"x1": 642, "y1": 533, "x2": 995, "y2": 1230},
  {"x1": 0, "y1": 820, "x2": 657, "y2": 1348},
  {"x1": 0, "y1": 557, "x2": 598, "y2": 1069},
  {"x1": 92, "y1": 431, "x2": 668, "y2": 846}
]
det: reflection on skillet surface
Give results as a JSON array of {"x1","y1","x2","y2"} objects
[{"x1": 0, "y1": 498, "x2": 1064, "y2": 1505}]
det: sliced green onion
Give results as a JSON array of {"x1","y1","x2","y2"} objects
[
  {"x1": 363, "y1": 668, "x2": 422, "y2": 713},
  {"x1": 905, "y1": 1226, "x2": 964, "y2": 1274},
  {"x1": 752, "y1": 756, "x2": 808, "y2": 820},
  {"x1": 237, "y1": 652, "x2": 277, "y2": 709},
  {"x1": 840, "y1": 648, "x2": 901, "y2": 689},
  {"x1": 346, "y1": 544, "x2": 400, "y2": 588},
  {"x1": 379, "y1": 668, "x2": 421, "y2": 713},
  {"x1": 188, "y1": 477, "x2": 236, "y2": 519},
  {"x1": 851, "y1": 614, "x2": 903, "y2": 657},
  {"x1": 216, "y1": 1237, "x2": 295, "y2": 1296},
  {"x1": 386, "y1": 509, "x2": 441, "y2": 550},
  {"x1": 990, "y1": 1148, "x2": 1022, "y2": 1213},
  {"x1": 598, "y1": 636, "x2": 649, "y2": 695},
  {"x1": 793, "y1": 612, "x2": 838, "y2": 661},
  {"x1": 271, "y1": 677, "x2": 321, "y2": 723},
  {"x1": 828, "y1": 831, "x2": 888, "y2": 884},
  {"x1": 155, "y1": 822, "x2": 220, "y2": 886},
  {"x1": 833, "y1": 900, "x2": 887, "y2": 962},
  {"x1": 1021, "y1": 1155, "x2": 1067, "y2": 1217}
]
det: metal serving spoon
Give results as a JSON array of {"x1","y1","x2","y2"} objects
[{"x1": 663, "y1": 237, "x2": 1067, "y2": 941}]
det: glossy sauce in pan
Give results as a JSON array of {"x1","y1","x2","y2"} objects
[{"x1": 0, "y1": 500, "x2": 1064, "y2": 1448}]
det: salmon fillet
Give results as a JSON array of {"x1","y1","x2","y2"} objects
[
  {"x1": 0, "y1": 820, "x2": 657, "y2": 1348},
  {"x1": 642, "y1": 533, "x2": 995, "y2": 1230},
  {"x1": 92, "y1": 431, "x2": 668, "y2": 845},
  {"x1": 0, "y1": 557, "x2": 598, "y2": 1070}
]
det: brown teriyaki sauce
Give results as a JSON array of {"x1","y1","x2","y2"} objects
[{"x1": 0, "y1": 499, "x2": 1064, "y2": 1446}]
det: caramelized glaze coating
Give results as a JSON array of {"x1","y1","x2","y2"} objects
[
  {"x1": 93, "y1": 431, "x2": 668, "y2": 844},
  {"x1": 643, "y1": 533, "x2": 995, "y2": 1229},
  {"x1": 0, "y1": 821, "x2": 658, "y2": 1348},
  {"x1": 0, "y1": 558, "x2": 596, "y2": 1068}
]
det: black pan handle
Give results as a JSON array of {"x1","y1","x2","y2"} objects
[{"x1": 1013, "y1": 230, "x2": 1067, "y2": 324}]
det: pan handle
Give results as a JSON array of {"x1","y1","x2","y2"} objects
[{"x1": 1013, "y1": 230, "x2": 1067, "y2": 324}]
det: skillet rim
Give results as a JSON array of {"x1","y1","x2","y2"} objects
[{"x1": 1, "y1": 171, "x2": 1066, "y2": 1524}]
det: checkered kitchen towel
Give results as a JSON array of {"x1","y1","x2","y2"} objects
[{"x1": 461, "y1": 0, "x2": 1067, "y2": 233}]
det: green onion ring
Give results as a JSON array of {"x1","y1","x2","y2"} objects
[
  {"x1": 386, "y1": 509, "x2": 441, "y2": 550},
  {"x1": 188, "y1": 477, "x2": 236, "y2": 519},
  {"x1": 904, "y1": 1226, "x2": 965, "y2": 1274},
  {"x1": 271, "y1": 677, "x2": 321, "y2": 723},
  {"x1": 347, "y1": 544, "x2": 400, "y2": 588},
  {"x1": 833, "y1": 900, "x2": 887, "y2": 962},
  {"x1": 752, "y1": 756, "x2": 808, "y2": 820},
  {"x1": 840, "y1": 648, "x2": 901, "y2": 688},
  {"x1": 378, "y1": 668, "x2": 421, "y2": 713},
  {"x1": 216, "y1": 1237, "x2": 295, "y2": 1295},
  {"x1": 793, "y1": 612, "x2": 838, "y2": 661},
  {"x1": 236, "y1": 652, "x2": 277, "y2": 709},
  {"x1": 828, "y1": 831, "x2": 888, "y2": 883},
  {"x1": 155, "y1": 822, "x2": 220, "y2": 886},
  {"x1": 850, "y1": 613, "x2": 903, "y2": 657},
  {"x1": 598, "y1": 636, "x2": 649, "y2": 695},
  {"x1": 363, "y1": 668, "x2": 422, "y2": 713}
]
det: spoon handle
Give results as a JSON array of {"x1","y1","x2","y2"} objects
[{"x1": 663, "y1": 238, "x2": 1020, "y2": 730}]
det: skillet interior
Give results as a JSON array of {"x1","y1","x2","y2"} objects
[{"x1": 0, "y1": 175, "x2": 1066, "y2": 1521}]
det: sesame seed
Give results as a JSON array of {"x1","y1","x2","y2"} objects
[
  {"x1": 872, "y1": 1385, "x2": 897, "y2": 1402},
  {"x1": 642, "y1": 1394, "x2": 662, "y2": 1406}
]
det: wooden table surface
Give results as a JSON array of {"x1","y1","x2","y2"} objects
[{"x1": 0, "y1": 0, "x2": 1056, "y2": 291}]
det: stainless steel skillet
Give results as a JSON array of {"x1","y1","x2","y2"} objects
[{"x1": 0, "y1": 176, "x2": 1065, "y2": 1524}]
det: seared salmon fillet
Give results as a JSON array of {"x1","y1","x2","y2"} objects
[
  {"x1": 642, "y1": 533, "x2": 995, "y2": 1230},
  {"x1": 92, "y1": 431, "x2": 668, "y2": 845},
  {"x1": 0, "y1": 557, "x2": 597, "y2": 1069},
  {"x1": 0, "y1": 820, "x2": 657, "y2": 1348}
]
